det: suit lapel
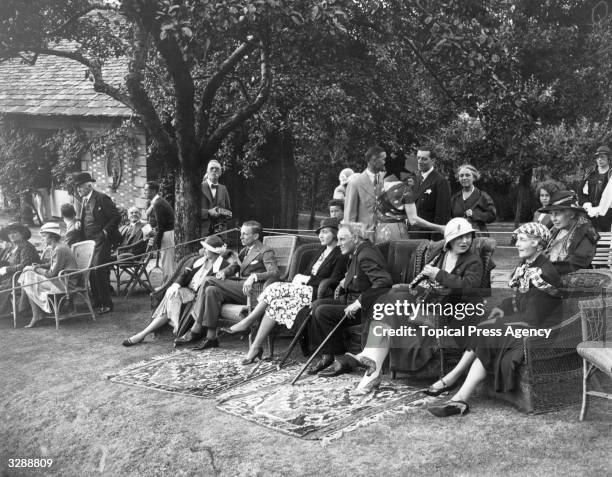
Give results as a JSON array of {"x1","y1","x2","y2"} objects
[
  {"x1": 241, "y1": 241, "x2": 262, "y2": 272},
  {"x1": 416, "y1": 170, "x2": 436, "y2": 198},
  {"x1": 202, "y1": 183, "x2": 214, "y2": 206}
]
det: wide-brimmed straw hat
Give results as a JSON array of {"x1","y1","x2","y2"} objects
[
  {"x1": 537, "y1": 190, "x2": 585, "y2": 214},
  {"x1": 5, "y1": 223, "x2": 32, "y2": 240},
  {"x1": 316, "y1": 217, "x2": 340, "y2": 234},
  {"x1": 199, "y1": 235, "x2": 227, "y2": 254}
]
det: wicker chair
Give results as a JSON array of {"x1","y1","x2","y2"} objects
[
  {"x1": 590, "y1": 231, "x2": 612, "y2": 268},
  {"x1": 577, "y1": 295, "x2": 612, "y2": 420}
]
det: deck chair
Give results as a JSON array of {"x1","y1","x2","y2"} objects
[
  {"x1": 45, "y1": 240, "x2": 97, "y2": 329},
  {"x1": 114, "y1": 239, "x2": 154, "y2": 297},
  {"x1": 577, "y1": 296, "x2": 612, "y2": 420}
]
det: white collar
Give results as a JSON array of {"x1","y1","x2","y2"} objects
[
  {"x1": 364, "y1": 169, "x2": 381, "y2": 184},
  {"x1": 421, "y1": 167, "x2": 434, "y2": 180},
  {"x1": 82, "y1": 190, "x2": 94, "y2": 202},
  {"x1": 207, "y1": 179, "x2": 219, "y2": 188}
]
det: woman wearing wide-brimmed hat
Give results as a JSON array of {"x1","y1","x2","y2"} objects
[
  {"x1": 0, "y1": 223, "x2": 39, "y2": 314},
  {"x1": 19, "y1": 223, "x2": 78, "y2": 328},
  {"x1": 222, "y1": 217, "x2": 349, "y2": 364},
  {"x1": 538, "y1": 190, "x2": 599, "y2": 275},
  {"x1": 122, "y1": 235, "x2": 230, "y2": 346}
]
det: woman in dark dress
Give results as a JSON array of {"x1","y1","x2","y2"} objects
[
  {"x1": 538, "y1": 190, "x2": 598, "y2": 275},
  {"x1": 533, "y1": 180, "x2": 562, "y2": 229},
  {"x1": 0, "y1": 223, "x2": 39, "y2": 314},
  {"x1": 427, "y1": 222, "x2": 562, "y2": 417},
  {"x1": 223, "y1": 218, "x2": 349, "y2": 363},
  {"x1": 346, "y1": 217, "x2": 484, "y2": 395},
  {"x1": 450, "y1": 164, "x2": 496, "y2": 234}
]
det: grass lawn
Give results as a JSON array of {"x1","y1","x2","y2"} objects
[{"x1": 1, "y1": 291, "x2": 610, "y2": 477}]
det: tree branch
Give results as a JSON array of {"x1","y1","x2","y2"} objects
[
  {"x1": 47, "y1": 4, "x2": 119, "y2": 36},
  {"x1": 197, "y1": 41, "x2": 256, "y2": 140},
  {"x1": 201, "y1": 42, "x2": 271, "y2": 160}
]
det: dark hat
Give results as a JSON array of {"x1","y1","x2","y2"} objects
[
  {"x1": 595, "y1": 145, "x2": 610, "y2": 156},
  {"x1": 537, "y1": 190, "x2": 585, "y2": 214},
  {"x1": 5, "y1": 222, "x2": 32, "y2": 240},
  {"x1": 316, "y1": 217, "x2": 340, "y2": 234},
  {"x1": 72, "y1": 172, "x2": 96, "y2": 186}
]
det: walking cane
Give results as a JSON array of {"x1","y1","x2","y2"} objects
[
  {"x1": 291, "y1": 313, "x2": 349, "y2": 385},
  {"x1": 276, "y1": 306, "x2": 313, "y2": 370}
]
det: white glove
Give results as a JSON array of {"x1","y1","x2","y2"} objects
[
  {"x1": 0, "y1": 267, "x2": 7, "y2": 275},
  {"x1": 587, "y1": 207, "x2": 600, "y2": 218},
  {"x1": 168, "y1": 283, "x2": 181, "y2": 293}
]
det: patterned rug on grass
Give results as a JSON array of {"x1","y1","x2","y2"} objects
[
  {"x1": 106, "y1": 349, "x2": 295, "y2": 398},
  {"x1": 216, "y1": 371, "x2": 428, "y2": 440}
]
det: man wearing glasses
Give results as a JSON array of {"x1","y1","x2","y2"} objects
[{"x1": 201, "y1": 160, "x2": 233, "y2": 236}]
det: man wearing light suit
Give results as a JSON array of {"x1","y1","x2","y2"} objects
[
  {"x1": 175, "y1": 220, "x2": 280, "y2": 349},
  {"x1": 201, "y1": 160, "x2": 232, "y2": 236},
  {"x1": 343, "y1": 146, "x2": 386, "y2": 241},
  {"x1": 412, "y1": 147, "x2": 451, "y2": 240}
]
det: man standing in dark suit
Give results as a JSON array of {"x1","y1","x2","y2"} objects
[
  {"x1": 413, "y1": 146, "x2": 451, "y2": 240},
  {"x1": 201, "y1": 160, "x2": 232, "y2": 236},
  {"x1": 145, "y1": 181, "x2": 175, "y2": 282},
  {"x1": 74, "y1": 172, "x2": 121, "y2": 314},
  {"x1": 175, "y1": 220, "x2": 280, "y2": 349},
  {"x1": 307, "y1": 222, "x2": 393, "y2": 376}
]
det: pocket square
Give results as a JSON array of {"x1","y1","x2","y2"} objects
[
  {"x1": 425, "y1": 189, "x2": 432, "y2": 194},
  {"x1": 250, "y1": 260, "x2": 259, "y2": 265}
]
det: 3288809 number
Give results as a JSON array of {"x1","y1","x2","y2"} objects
[{"x1": 8, "y1": 458, "x2": 53, "y2": 468}]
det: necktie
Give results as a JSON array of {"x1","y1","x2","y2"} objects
[{"x1": 210, "y1": 184, "x2": 218, "y2": 190}]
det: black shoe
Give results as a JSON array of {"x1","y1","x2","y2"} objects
[
  {"x1": 122, "y1": 337, "x2": 144, "y2": 347},
  {"x1": 428, "y1": 400, "x2": 470, "y2": 417},
  {"x1": 423, "y1": 378, "x2": 459, "y2": 397},
  {"x1": 174, "y1": 330, "x2": 204, "y2": 347},
  {"x1": 343, "y1": 353, "x2": 377, "y2": 377},
  {"x1": 192, "y1": 338, "x2": 219, "y2": 351},
  {"x1": 318, "y1": 355, "x2": 352, "y2": 377},
  {"x1": 307, "y1": 354, "x2": 334, "y2": 375}
]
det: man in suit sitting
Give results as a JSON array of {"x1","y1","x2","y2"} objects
[
  {"x1": 74, "y1": 172, "x2": 122, "y2": 314},
  {"x1": 413, "y1": 146, "x2": 451, "y2": 240},
  {"x1": 116, "y1": 206, "x2": 146, "y2": 257},
  {"x1": 307, "y1": 222, "x2": 393, "y2": 376},
  {"x1": 175, "y1": 220, "x2": 280, "y2": 349},
  {"x1": 343, "y1": 146, "x2": 386, "y2": 241},
  {"x1": 201, "y1": 160, "x2": 232, "y2": 236}
]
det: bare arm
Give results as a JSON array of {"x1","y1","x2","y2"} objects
[{"x1": 405, "y1": 203, "x2": 445, "y2": 233}]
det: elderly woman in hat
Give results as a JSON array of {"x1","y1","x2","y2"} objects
[
  {"x1": 427, "y1": 222, "x2": 562, "y2": 417},
  {"x1": 19, "y1": 223, "x2": 78, "y2": 327},
  {"x1": 0, "y1": 223, "x2": 39, "y2": 315},
  {"x1": 346, "y1": 217, "x2": 484, "y2": 395},
  {"x1": 537, "y1": 190, "x2": 598, "y2": 275},
  {"x1": 333, "y1": 168, "x2": 355, "y2": 200},
  {"x1": 223, "y1": 217, "x2": 348, "y2": 364},
  {"x1": 122, "y1": 235, "x2": 230, "y2": 346}
]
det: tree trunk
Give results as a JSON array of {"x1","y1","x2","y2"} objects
[
  {"x1": 308, "y1": 171, "x2": 320, "y2": 230},
  {"x1": 277, "y1": 129, "x2": 298, "y2": 229},
  {"x1": 514, "y1": 165, "x2": 533, "y2": 227},
  {"x1": 174, "y1": 163, "x2": 201, "y2": 259}
]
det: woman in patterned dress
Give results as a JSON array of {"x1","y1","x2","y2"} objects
[{"x1": 224, "y1": 218, "x2": 348, "y2": 364}]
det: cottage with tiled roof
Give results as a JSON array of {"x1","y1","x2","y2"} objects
[{"x1": 0, "y1": 52, "x2": 149, "y2": 216}]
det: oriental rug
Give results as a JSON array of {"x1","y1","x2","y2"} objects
[
  {"x1": 216, "y1": 371, "x2": 429, "y2": 441},
  {"x1": 106, "y1": 349, "x2": 294, "y2": 398}
]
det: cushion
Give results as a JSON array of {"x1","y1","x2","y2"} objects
[{"x1": 577, "y1": 342, "x2": 612, "y2": 376}]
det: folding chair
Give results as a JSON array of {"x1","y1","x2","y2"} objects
[{"x1": 114, "y1": 239, "x2": 155, "y2": 297}]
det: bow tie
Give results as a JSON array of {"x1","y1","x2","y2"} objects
[{"x1": 210, "y1": 184, "x2": 218, "y2": 190}]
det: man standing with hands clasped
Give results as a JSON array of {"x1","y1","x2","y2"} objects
[
  {"x1": 74, "y1": 172, "x2": 121, "y2": 314},
  {"x1": 201, "y1": 160, "x2": 232, "y2": 236}
]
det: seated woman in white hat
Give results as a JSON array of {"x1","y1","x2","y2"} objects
[
  {"x1": 19, "y1": 222, "x2": 77, "y2": 327},
  {"x1": 122, "y1": 235, "x2": 230, "y2": 346}
]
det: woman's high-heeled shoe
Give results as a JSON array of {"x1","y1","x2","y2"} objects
[
  {"x1": 350, "y1": 374, "x2": 382, "y2": 396},
  {"x1": 241, "y1": 347, "x2": 263, "y2": 365},
  {"x1": 219, "y1": 326, "x2": 251, "y2": 338},
  {"x1": 423, "y1": 378, "x2": 459, "y2": 396},
  {"x1": 122, "y1": 337, "x2": 145, "y2": 347}
]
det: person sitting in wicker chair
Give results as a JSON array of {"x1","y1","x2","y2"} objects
[
  {"x1": 19, "y1": 223, "x2": 78, "y2": 328},
  {"x1": 344, "y1": 217, "x2": 484, "y2": 395},
  {"x1": 537, "y1": 190, "x2": 598, "y2": 275},
  {"x1": 122, "y1": 235, "x2": 230, "y2": 346},
  {"x1": 426, "y1": 222, "x2": 562, "y2": 417}
]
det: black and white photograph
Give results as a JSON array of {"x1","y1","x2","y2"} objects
[{"x1": 0, "y1": 0, "x2": 610, "y2": 475}]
